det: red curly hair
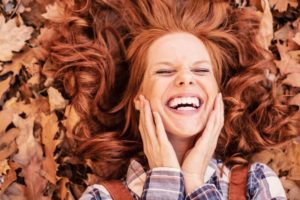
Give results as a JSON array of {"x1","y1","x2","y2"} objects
[{"x1": 47, "y1": 0, "x2": 299, "y2": 180}]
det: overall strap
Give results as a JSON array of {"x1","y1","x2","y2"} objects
[
  {"x1": 228, "y1": 165, "x2": 250, "y2": 200},
  {"x1": 101, "y1": 180, "x2": 134, "y2": 200}
]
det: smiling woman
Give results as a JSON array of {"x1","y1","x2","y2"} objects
[{"x1": 48, "y1": 0, "x2": 299, "y2": 199}]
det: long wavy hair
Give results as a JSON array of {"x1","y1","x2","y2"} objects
[{"x1": 48, "y1": 0, "x2": 299, "y2": 180}]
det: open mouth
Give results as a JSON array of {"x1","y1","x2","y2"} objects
[{"x1": 167, "y1": 96, "x2": 202, "y2": 111}]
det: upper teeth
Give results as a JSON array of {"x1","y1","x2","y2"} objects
[{"x1": 168, "y1": 97, "x2": 200, "y2": 108}]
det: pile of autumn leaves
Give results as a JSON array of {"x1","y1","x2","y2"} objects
[{"x1": 0, "y1": 0, "x2": 299, "y2": 199}]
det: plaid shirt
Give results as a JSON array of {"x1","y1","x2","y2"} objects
[{"x1": 80, "y1": 159, "x2": 286, "y2": 200}]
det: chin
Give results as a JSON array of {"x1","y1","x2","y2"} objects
[{"x1": 167, "y1": 126, "x2": 202, "y2": 139}]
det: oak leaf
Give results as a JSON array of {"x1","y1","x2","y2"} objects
[
  {"x1": 40, "y1": 113, "x2": 60, "y2": 184},
  {"x1": 0, "y1": 15, "x2": 33, "y2": 62},
  {"x1": 42, "y1": 2, "x2": 66, "y2": 22},
  {"x1": 283, "y1": 73, "x2": 300, "y2": 87},
  {"x1": 48, "y1": 87, "x2": 68, "y2": 111},
  {"x1": 269, "y1": 0, "x2": 298, "y2": 13},
  {"x1": 256, "y1": 0, "x2": 273, "y2": 50},
  {"x1": 12, "y1": 115, "x2": 43, "y2": 165},
  {"x1": 21, "y1": 154, "x2": 50, "y2": 200},
  {"x1": 0, "y1": 128, "x2": 20, "y2": 161}
]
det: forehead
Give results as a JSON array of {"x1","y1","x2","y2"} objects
[{"x1": 146, "y1": 32, "x2": 212, "y2": 68}]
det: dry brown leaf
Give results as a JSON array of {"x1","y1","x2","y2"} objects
[
  {"x1": 290, "y1": 93, "x2": 300, "y2": 107},
  {"x1": 48, "y1": 87, "x2": 68, "y2": 112},
  {"x1": 293, "y1": 32, "x2": 300, "y2": 46},
  {"x1": 58, "y1": 177, "x2": 69, "y2": 200},
  {"x1": 40, "y1": 113, "x2": 59, "y2": 184},
  {"x1": 21, "y1": 154, "x2": 50, "y2": 200},
  {"x1": 0, "y1": 75, "x2": 12, "y2": 100},
  {"x1": 0, "y1": 48, "x2": 36, "y2": 78},
  {"x1": 42, "y1": 2, "x2": 66, "y2": 22},
  {"x1": 12, "y1": 115, "x2": 43, "y2": 165},
  {"x1": 0, "y1": 161, "x2": 18, "y2": 194},
  {"x1": 283, "y1": 73, "x2": 300, "y2": 87},
  {"x1": 256, "y1": 0, "x2": 273, "y2": 50},
  {"x1": 269, "y1": 0, "x2": 298, "y2": 12},
  {"x1": 274, "y1": 22, "x2": 295, "y2": 41},
  {"x1": 0, "y1": 160, "x2": 10, "y2": 175},
  {"x1": 0, "y1": 182, "x2": 26, "y2": 200},
  {"x1": 0, "y1": 128, "x2": 20, "y2": 161},
  {"x1": 0, "y1": 15, "x2": 33, "y2": 62},
  {"x1": 280, "y1": 178, "x2": 300, "y2": 199},
  {"x1": 62, "y1": 105, "x2": 80, "y2": 139}
]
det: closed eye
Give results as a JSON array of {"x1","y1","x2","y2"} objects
[
  {"x1": 191, "y1": 68, "x2": 210, "y2": 74},
  {"x1": 155, "y1": 69, "x2": 176, "y2": 75}
]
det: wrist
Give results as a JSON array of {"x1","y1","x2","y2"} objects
[{"x1": 184, "y1": 176, "x2": 204, "y2": 194}]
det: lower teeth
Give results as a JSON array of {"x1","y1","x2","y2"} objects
[{"x1": 177, "y1": 107, "x2": 196, "y2": 111}]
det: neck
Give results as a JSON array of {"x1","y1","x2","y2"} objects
[{"x1": 167, "y1": 134, "x2": 196, "y2": 164}]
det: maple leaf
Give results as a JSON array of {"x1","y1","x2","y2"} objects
[
  {"x1": 269, "y1": 0, "x2": 298, "y2": 13},
  {"x1": 0, "y1": 15, "x2": 33, "y2": 62}
]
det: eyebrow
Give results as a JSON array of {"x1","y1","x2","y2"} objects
[{"x1": 153, "y1": 60, "x2": 211, "y2": 67}]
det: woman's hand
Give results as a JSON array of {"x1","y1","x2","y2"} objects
[
  {"x1": 181, "y1": 93, "x2": 224, "y2": 194},
  {"x1": 136, "y1": 95, "x2": 180, "y2": 169}
]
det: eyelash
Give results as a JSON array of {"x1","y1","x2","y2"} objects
[{"x1": 155, "y1": 68, "x2": 210, "y2": 75}]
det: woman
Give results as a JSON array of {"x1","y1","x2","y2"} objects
[{"x1": 49, "y1": 0, "x2": 299, "y2": 199}]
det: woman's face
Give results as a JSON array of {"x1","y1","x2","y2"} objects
[{"x1": 138, "y1": 32, "x2": 219, "y2": 139}]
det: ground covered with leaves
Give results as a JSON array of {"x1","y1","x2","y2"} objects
[{"x1": 0, "y1": 0, "x2": 300, "y2": 199}]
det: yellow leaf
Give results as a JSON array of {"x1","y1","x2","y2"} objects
[{"x1": 0, "y1": 15, "x2": 33, "y2": 62}]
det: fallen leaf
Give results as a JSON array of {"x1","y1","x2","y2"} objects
[
  {"x1": 280, "y1": 178, "x2": 300, "y2": 199},
  {"x1": 21, "y1": 154, "x2": 50, "y2": 200},
  {"x1": 256, "y1": 0, "x2": 273, "y2": 50},
  {"x1": 283, "y1": 73, "x2": 300, "y2": 87},
  {"x1": 0, "y1": 161, "x2": 17, "y2": 194},
  {"x1": 290, "y1": 93, "x2": 300, "y2": 107},
  {"x1": 0, "y1": 128, "x2": 20, "y2": 161},
  {"x1": 0, "y1": 74, "x2": 12, "y2": 100},
  {"x1": 0, "y1": 15, "x2": 33, "y2": 62},
  {"x1": 0, "y1": 160, "x2": 10, "y2": 175},
  {"x1": 62, "y1": 105, "x2": 80, "y2": 139},
  {"x1": 12, "y1": 115, "x2": 43, "y2": 165},
  {"x1": 269, "y1": 0, "x2": 298, "y2": 12},
  {"x1": 47, "y1": 87, "x2": 68, "y2": 112},
  {"x1": 41, "y1": 2, "x2": 66, "y2": 22},
  {"x1": 293, "y1": 32, "x2": 300, "y2": 46},
  {"x1": 0, "y1": 182, "x2": 26, "y2": 200},
  {"x1": 40, "y1": 113, "x2": 59, "y2": 184}
]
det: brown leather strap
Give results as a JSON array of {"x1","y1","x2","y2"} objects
[
  {"x1": 229, "y1": 165, "x2": 249, "y2": 200},
  {"x1": 101, "y1": 180, "x2": 133, "y2": 200}
]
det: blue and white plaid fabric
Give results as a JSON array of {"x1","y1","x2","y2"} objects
[{"x1": 80, "y1": 159, "x2": 286, "y2": 200}]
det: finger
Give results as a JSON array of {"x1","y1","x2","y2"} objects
[
  {"x1": 153, "y1": 111, "x2": 169, "y2": 145},
  {"x1": 142, "y1": 96, "x2": 159, "y2": 147}
]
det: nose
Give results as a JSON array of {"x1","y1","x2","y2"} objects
[{"x1": 175, "y1": 70, "x2": 194, "y2": 86}]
